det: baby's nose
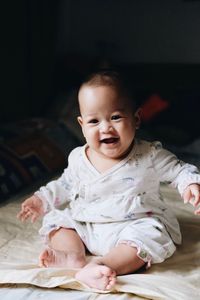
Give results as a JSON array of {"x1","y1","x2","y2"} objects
[{"x1": 99, "y1": 121, "x2": 112, "y2": 132}]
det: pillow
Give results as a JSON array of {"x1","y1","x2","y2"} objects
[
  {"x1": 0, "y1": 118, "x2": 80, "y2": 201},
  {"x1": 46, "y1": 89, "x2": 84, "y2": 143}
]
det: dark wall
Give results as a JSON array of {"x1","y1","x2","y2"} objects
[
  {"x1": 1, "y1": 0, "x2": 200, "y2": 126},
  {"x1": 0, "y1": 1, "x2": 58, "y2": 123},
  {"x1": 58, "y1": 0, "x2": 200, "y2": 64}
]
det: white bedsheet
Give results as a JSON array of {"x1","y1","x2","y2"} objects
[{"x1": 0, "y1": 185, "x2": 200, "y2": 300}]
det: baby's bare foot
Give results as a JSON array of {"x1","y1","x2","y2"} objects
[
  {"x1": 75, "y1": 263, "x2": 116, "y2": 290},
  {"x1": 39, "y1": 247, "x2": 86, "y2": 268}
]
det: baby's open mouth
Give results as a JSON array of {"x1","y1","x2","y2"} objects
[{"x1": 100, "y1": 137, "x2": 119, "y2": 144}]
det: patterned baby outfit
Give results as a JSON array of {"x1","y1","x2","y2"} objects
[{"x1": 36, "y1": 140, "x2": 200, "y2": 266}]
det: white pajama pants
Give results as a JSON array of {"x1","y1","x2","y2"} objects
[{"x1": 39, "y1": 208, "x2": 177, "y2": 266}]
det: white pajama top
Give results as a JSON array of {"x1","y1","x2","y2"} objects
[{"x1": 36, "y1": 140, "x2": 200, "y2": 263}]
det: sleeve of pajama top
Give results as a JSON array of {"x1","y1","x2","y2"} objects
[
  {"x1": 34, "y1": 147, "x2": 80, "y2": 213},
  {"x1": 151, "y1": 141, "x2": 200, "y2": 196}
]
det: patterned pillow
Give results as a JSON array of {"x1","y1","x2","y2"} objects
[{"x1": 0, "y1": 118, "x2": 81, "y2": 201}]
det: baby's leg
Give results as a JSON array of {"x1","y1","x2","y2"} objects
[
  {"x1": 39, "y1": 228, "x2": 86, "y2": 268},
  {"x1": 75, "y1": 243, "x2": 145, "y2": 290}
]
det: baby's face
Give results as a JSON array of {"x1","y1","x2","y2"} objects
[{"x1": 78, "y1": 85, "x2": 140, "y2": 161}]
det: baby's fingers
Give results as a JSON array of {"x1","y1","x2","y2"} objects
[
  {"x1": 193, "y1": 194, "x2": 200, "y2": 207},
  {"x1": 17, "y1": 210, "x2": 26, "y2": 221},
  {"x1": 17, "y1": 207, "x2": 32, "y2": 222},
  {"x1": 194, "y1": 206, "x2": 200, "y2": 215},
  {"x1": 192, "y1": 187, "x2": 200, "y2": 215},
  {"x1": 183, "y1": 188, "x2": 191, "y2": 204},
  {"x1": 190, "y1": 187, "x2": 200, "y2": 209},
  {"x1": 20, "y1": 211, "x2": 31, "y2": 222},
  {"x1": 30, "y1": 211, "x2": 39, "y2": 223}
]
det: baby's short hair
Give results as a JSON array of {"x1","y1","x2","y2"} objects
[{"x1": 79, "y1": 69, "x2": 137, "y2": 111}]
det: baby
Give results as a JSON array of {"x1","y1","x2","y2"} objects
[{"x1": 18, "y1": 70, "x2": 200, "y2": 291}]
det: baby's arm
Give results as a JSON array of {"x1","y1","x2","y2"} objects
[
  {"x1": 34, "y1": 148, "x2": 79, "y2": 211},
  {"x1": 17, "y1": 148, "x2": 79, "y2": 222},
  {"x1": 17, "y1": 171, "x2": 72, "y2": 223},
  {"x1": 151, "y1": 141, "x2": 200, "y2": 215},
  {"x1": 183, "y1": 183, "x2": 200, "y2": 215},
  {"x1": 17, "y1": 195, "x2": 44, "y2": 223}
]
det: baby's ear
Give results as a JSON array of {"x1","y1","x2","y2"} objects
[
  {"x1": 134, "y1": 108, "x2": 141, "y2": 129},
  {"x1": 77, "y1": 116, "x2": 83, "y2": 126},
  {"x1": 77, "y1": 116, "x2": 86, "y2": 138}
]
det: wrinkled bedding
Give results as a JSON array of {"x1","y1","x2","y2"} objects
[{"x1": 0, "y1": 185, "x2": 200, "y2": 300}]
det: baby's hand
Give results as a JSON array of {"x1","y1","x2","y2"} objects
[
  {"x1": 183, "y1": 184, "x2": 200, "y2": 215},
  {"x1": 17, "y1": 195, "x2": 44, "y2": 223}
]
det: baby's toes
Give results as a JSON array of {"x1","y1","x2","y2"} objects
[
  {"x1": 39, "y1": 248, "x2": 52, "y2": 267},
  {"x1": 106, "y1": 275, "x2": 116, "y2": 290},
  {"x1": 100, "y1": 266, "x2": 114, "y2": 277}
]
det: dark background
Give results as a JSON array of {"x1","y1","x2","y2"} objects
[
  {"x1": 1, "y1": 0, "x2": 200, "y2": 201},
  {"x1": 1, "y1": 0, "x2": 200, "y2": 142}
]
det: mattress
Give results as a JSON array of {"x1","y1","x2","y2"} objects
[{"x1": 0, "y1": 184, "x2": 200, "y2": 300}]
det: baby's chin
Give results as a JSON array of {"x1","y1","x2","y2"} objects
[{"x1": 100, "y1": 148, "x2": 129, "y2": 160}]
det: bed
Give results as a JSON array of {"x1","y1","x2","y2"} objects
[
  {"x1": 0, "y1": 184, "x2": 200, "y2": 300},
  {"x1": 1, "y1": 78, "x2": 200, "y2": 299}
]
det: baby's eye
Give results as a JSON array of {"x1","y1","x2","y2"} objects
[
  {"x1": 88, "y1": 119, "x2": 98, "y2": 124},
  {"x1": 111, "y1": 115, "x2": 122, "y2": 120}
]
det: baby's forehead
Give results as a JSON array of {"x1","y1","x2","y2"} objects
[
  {"x1": 78, "y1": 84, "x2": 136, "y2": 112},
  {"x1": 79, "y1": 84, "x2": 126, "y2": 101},
  {"x1": 79, "y1": 84, "x2": 116, "y2": 93}
]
